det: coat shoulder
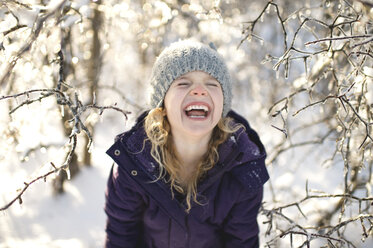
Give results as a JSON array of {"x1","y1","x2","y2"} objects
[
  {"x1": 230, "y1": 159, "x2": 269, "y2": 197},
  {"x1": 226, "y1": 110, "x2": 269, "y2": 196}
]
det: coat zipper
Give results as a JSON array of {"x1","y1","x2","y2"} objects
[
  {"x1": 185, "y1": 215, "x2": 190, "y2": 248},
  {"x1": 168, "y1": 218, "x2": 171, "y2": 248}
]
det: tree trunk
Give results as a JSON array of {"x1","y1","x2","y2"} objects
[{"x1": 82, "y1": 0, "x2": 102, "y2": 166}]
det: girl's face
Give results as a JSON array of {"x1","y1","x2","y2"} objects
[{"x1": 164, "y1": 71, "x2": 224, "y2": 139}]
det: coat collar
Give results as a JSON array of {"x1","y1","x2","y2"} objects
[
  {"x1": 112, "y1": 110, "x2": 268, "y2": 191},
  {"x1": 116, "y1": 110, "x2": 266, "y2": 170}
]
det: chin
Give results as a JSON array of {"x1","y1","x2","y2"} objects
[{"x1": 183, "y1": 123, "x2": 216, "y2": 137}]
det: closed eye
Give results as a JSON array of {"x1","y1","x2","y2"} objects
[
  {"x1": 206, "y1": 82, "x2": 219, "y2": 87},
  {"x1": 176, "y1": 82, "x2": 191, "y2": 86}
]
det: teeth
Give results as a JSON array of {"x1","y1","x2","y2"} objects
[{"x1": 185, "y1": 105, "x2": 209, "y2": 112}]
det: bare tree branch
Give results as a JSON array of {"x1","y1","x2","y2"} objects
[{"x1": 0, "y1": 0, "x2": 69, "y2": 87}]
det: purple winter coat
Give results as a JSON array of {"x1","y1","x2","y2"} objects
[{"x1": 105, "y1": 110, "x2": 269, "y2": 248}]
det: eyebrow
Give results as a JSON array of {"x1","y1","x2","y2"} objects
[{"x1": 176, "y1": 76, "x2": 188, "y2": 80}]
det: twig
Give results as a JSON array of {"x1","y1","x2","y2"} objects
[
  {"x1": 0, "y1": 163, "x2": 61, "y2": 211},
  {"x1": 305, "y1": 35, "x2": 372, "y2": 46},
  {"x1": 3, "y1": 24, "x2": 28, "y2": 36}
]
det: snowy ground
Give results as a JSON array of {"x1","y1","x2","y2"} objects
[{"x1": 0, "y1": 143, "x2": 111, "y2": 248}]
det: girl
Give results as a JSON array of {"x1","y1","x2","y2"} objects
[{"x1": 104, "y1": 40, "x2": 269, "y2": 248}]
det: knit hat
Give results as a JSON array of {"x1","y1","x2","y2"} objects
[{"x1": 150, "y1": 39, "x2": 232, "y2": 117}]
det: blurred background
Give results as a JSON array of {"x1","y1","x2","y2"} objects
[{"x1": 0, "y1": 0, "x2": 372, "y2": 247}]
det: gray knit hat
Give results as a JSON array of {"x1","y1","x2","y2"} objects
[{"x1": 150, "y1": 39, "x2": 232, "y2": 117}]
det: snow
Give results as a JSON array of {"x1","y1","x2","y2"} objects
[{"x1": 0, "y1": 145, "x2": 111, "y2": 248}]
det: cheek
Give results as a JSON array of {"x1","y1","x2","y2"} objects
[
  {"x1": 164, "y1": 91, "x2": 182, "y2": 122},
  {"x1": 214, "y1": 91, "x2": 224, "y2": 113}
]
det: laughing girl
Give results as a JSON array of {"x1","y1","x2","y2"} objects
[{"x1": 104, "y1": 40, "x2": 269, "y2": 248}]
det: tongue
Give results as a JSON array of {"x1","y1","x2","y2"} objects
[{"x1": 186, "y1": 110, "x2": 206, "y2": 117}]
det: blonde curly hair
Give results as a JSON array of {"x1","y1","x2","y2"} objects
[{"x1": 144, "y1": 107, "x2": 241, "y2": 212}]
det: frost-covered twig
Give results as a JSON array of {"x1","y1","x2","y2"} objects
[
  {"x1": 280, "y1": 230, "x2": 351, "y2": 248},
  {"x1": 0, "y1": 0, "x2": 69, "y2": 87},
  {"x1": 0, "y1": 131, "x2": 77, "y2": 212},
  {"x1": 263, "y1": 195, "x2": 373, "y2": 247},
  {"x1": 99, "y1": 84, "x2": 145, "y2": 112},
  {"x1": 3, "y1": 24, "x2": 28, "y2": 36},
  {"x1": 0, "y1": 89, "x2": 65, "y2": 101},
  {"x1": 239, "y1": 2, "x2": 287, "y2": 51},
  {"x1": 0, "y1": 164, "x2": 60, "y2": 211},
  {"x1": 305, "y1": 35, "x2": 372, "y2": 46},
  {"x1": 273, "y1": 193, "x2": 373, "y2": 213}
]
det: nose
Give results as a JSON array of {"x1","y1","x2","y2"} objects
[{"x1": 190, "y1": 84, "x2": 207, "y2": 96}]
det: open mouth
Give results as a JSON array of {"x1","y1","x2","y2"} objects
[{"x1": 184, "y1": 104, "x2": 210, "y2": 119}]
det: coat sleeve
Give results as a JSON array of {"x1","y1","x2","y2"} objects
[
  {"x1": 104, "y1": 163, "x2": 146, "y2": 248},
  {"x1": 222, "y1": 187, "x2": 264, "y2": 248}
]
